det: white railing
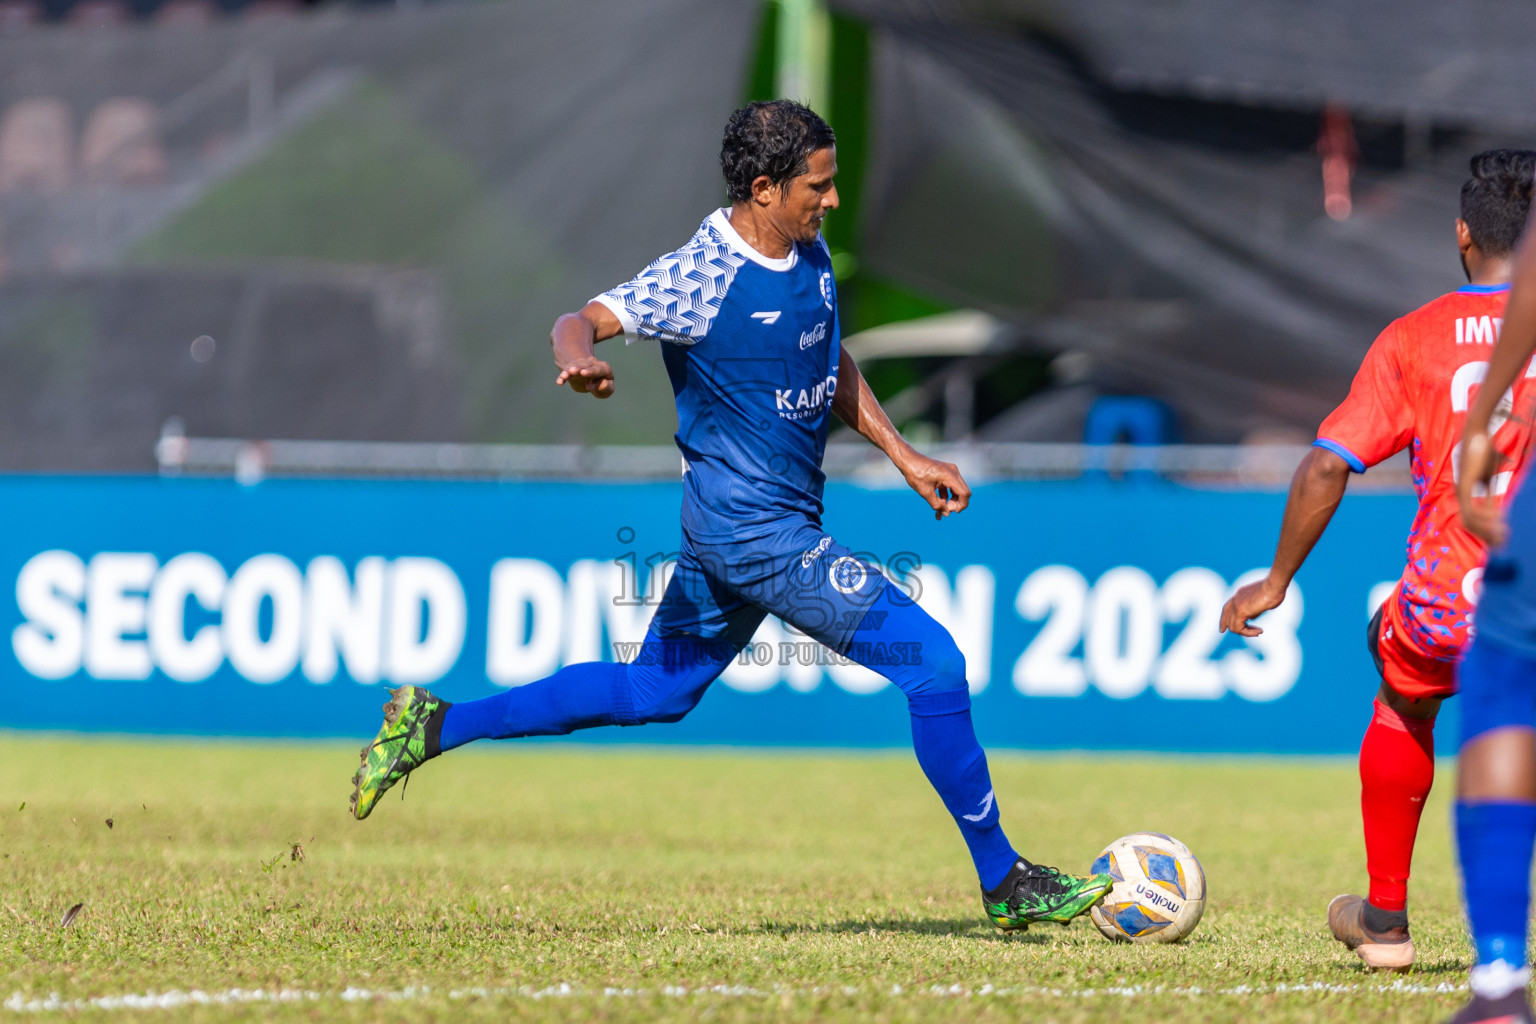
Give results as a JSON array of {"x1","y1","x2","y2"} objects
[{"x1": 154, "y1": 427, "x2": 1413, "y2": 489}]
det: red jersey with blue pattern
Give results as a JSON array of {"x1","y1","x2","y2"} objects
[{"x1": 1315, "y1": 283, "x2": 1534, "y2": 662}]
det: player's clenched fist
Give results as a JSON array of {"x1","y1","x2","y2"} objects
[
  {"x1": 555, "y1": 357, "x2": 615, "y2": 399},
  {"x1": 1219, "y1": 577, "x2": 1286, "y2": 637},
  {"x1": 899, "y1": 453, "x2": 970, "y2": 520}
]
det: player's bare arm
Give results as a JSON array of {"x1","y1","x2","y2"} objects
[
  {"x1": 1460, "y1": 225, "x2": 1536, "y2": 545},
  {"x1": 550, "y1": 301, "x2": 622, "y2": 399},
  {"x1": 1220, "y1": 447, "x2": 1350, "y2": 636},
  {"x1": 831, "y1": 345, "x2": 969, "y2": 520}
]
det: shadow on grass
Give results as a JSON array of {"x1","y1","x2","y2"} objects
[
  {"x1": 1342, "y1": 960, "x2": 1467, "y2": 979},
  {"x1": 748, "y1": 918, "x2": 1059, "y2": 943}
]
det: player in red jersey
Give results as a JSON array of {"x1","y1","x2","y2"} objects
[{"x1": 1221, "y1": 150, "x2": 1536, "y2": 971}]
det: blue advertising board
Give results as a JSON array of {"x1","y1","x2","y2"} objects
[{"x1": 0, "y1": 475, "x2": 1431, "y2": 753}]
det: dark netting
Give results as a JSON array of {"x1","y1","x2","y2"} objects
[
  {"x1": 0, "y1": 0, "x2": 758, "y2": 469},
  {"x1": 838, "y1": 3, "x2": 1536, "y2": 440}
]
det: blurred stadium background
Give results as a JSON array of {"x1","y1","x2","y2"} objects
[
  {"x1": 5, "y1": 0, "x2": 1527, "y2": 467},
  {"x1": 0, "y1": 0, "x2": 1519, "y2": 747},
  {"x1": 0, "y1": 3, "x2": 1517, "y2": 1019}
]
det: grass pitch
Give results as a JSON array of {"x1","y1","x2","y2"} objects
[{"x1": 1, "y1": 734, "x2": 1472, "y2": 1022}]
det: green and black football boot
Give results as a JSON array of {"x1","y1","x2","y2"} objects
[
  {"x1": 982, "y1": 858, "x2": 1114, "y2": 930},
  {"x1": 349, "y1": 686, "x2": 451, "y2": 820}
]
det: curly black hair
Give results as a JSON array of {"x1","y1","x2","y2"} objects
[
  {"x1": 1461, "y1": 149, "x2": 1536, "y2": 256},
  {"x1": 720, "y1": 100, "x2": 836, "y2": 203}
]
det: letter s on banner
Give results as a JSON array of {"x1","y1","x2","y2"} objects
[
  {"x1": 13, "y1": 550, "x2": 86, "y2": 679},
  {"x1": 148, "y1": 553, "x2": 227, "y2": 683},
  {"x1": 487, "y1": 559, "x2": 564, "y2": 686}
]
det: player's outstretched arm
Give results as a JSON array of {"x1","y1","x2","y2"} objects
[
  {"x1": 1459, "y1": 227, "x2": 1536, "y2": 545},
  {"x1": 831, "y1": 346, "x2": 969, "y2": 520},
  {"x1": 550, "y1": 302, "x2": 623, "y2": 399},
  {"x1": 1219, "y1": 447, "x2": 1350, "y2": 636}
]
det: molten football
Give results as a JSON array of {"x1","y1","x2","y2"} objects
[{"x1": 1088, "y1": 832, "x2": 1206, "y2": 943}]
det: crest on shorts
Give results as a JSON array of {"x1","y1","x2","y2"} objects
[{"x1": 829, "y1": 556, "x2": 867, "y2": 595}]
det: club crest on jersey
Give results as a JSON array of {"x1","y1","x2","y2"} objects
[
  {"x1": 819, "y1": 272, "x2": 834, "y2": 310},
  {"x1": 829, "y1": 556, "x2": 868, "y2": 595}
]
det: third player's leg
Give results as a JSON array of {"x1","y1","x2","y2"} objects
[
  {"x1": 1359, "y1": 677, "x2": 1441, "y2": 915},
  {"x1": 1362, "y1": 599, "x2": 1448, "y2": 912},
  {"x1": 1328, "y1": 600, "x2": 1449, "y2": 969},
  {"x1": 1454, "y1": 636, "x2": 1536, "y2": 1007}
]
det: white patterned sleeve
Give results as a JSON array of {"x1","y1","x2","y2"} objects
[{"x1": 592, "y1": 241, "x2": 743, "y2": 346}]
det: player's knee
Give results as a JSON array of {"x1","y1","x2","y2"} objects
[
  {"x1": 628, "y1": 671, "x2": 716, "y2": 725},
  {"x1": 906, "y1": 630, "x2": 967, "y2": 696},
  {"x1": 929, "y1": 635, "x2": 967, "y2": 692},
  {"x1": 635, "y1": 690, "x2": 702, "y2": 725}
]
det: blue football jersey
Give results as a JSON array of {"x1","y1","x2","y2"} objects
[
  {"x1": 594, "y1": 209, "x2": 841, "y2": 542},
  {"x1": 1475, "y1": 477, "x2": 1536, "y2": 660}
]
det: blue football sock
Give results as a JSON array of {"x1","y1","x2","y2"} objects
[
  {"x1": 439, "y1": 661, "x2": 629, "y2": 750},
  {"x1": 908, "y1": 690, "x2": 1020, "y2": 890},
  {"x1": 1456, "y1": 800, "x2": 1536, "y2": 967},
  {"x1": 438, "y1": 626, "x2": 739, "y2": 751}
]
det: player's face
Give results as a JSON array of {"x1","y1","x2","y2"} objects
[{"x1": 780, "y1": 147, "x2": 838, "y2": 242}]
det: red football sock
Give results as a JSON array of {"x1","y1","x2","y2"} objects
[{"x1": 1359, "y1": 698, "x2": 1437, "y2": 913}]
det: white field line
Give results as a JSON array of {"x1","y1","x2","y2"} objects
[{"x1": 2, "y1": 979, "x2": 1469, "y2": 1013}]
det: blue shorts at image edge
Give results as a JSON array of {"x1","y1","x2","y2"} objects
[{"x1": 1474, "y1": 476, "x2": 1536, "y2": 662}]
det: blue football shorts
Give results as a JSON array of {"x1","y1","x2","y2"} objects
[{"x1": 651, "y1": 517, "x2": 888, "y2": 654}]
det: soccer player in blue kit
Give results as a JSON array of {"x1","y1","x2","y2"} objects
[
  {"x1": 349, "y1": 100, "x2": 1113, "y2": 930},
  {"x1": 1453, "y1": 186, "x2": 1536, "y2": 1021}
]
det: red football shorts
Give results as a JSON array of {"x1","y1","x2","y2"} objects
[{"x1": 1367, "y1": 592, "x2": 1458, "y2": 701}]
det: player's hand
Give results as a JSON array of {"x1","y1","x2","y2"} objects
[
  {"x1": 555, "y1": 356, "x2": 615, "y2": 399},
  {"x1": 901, "y1": 453, "x2": 971, "y2": 520},
  {"x1": 1457, "y1": 429, "x2": 1509, "y2": 547},
  {"x1": 1219, "y1": 577, "x2": 1287, "y2": 637}
]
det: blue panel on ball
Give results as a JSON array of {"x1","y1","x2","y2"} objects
[
  {"x1": 1091, "y1": 853, "x2": 1110, "y2": 876},
  {"x1": 1113, "y1": 904, "x2": 1171, "y2": 938},
  {"x1": 1141, "y1": 850, "x2": 1186, "y2": 898}
]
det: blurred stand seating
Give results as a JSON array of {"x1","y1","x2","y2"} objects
[
  {"x1": 0, "y1": 266, "x2": 463, "y2": 471},
  {"x1": 67, "y1": 0, "x2": 127, "y2": 26},
  {"x1": 243, "y1": 0, "x2": 300, "y2": 18},
  {"x1": 0, "y1": 0, "x2": 409, "y2": 24},
  {"x1": 0, "y1": 98, "x2": 72, "y2": 191},
  {"x1": 0, "y1": 0, "x2": 39, "y2": 30},
  {"x1": 152, "y1": 0, "x2": 213, "y2": 25},
  {"x1": 80, "y1": 98, "x2": 167, "y2": 186},
  {"x1": 1236, "y1": 428, "x2": 1318, "y2": 488}
]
